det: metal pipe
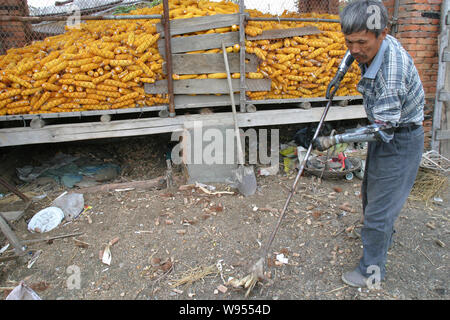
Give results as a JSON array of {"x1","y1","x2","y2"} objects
[
  {"x1": 391, "y1": 0, "x2": 400, "y2": 35},
  {"x1": 0, "y1": 14, "x2": 162, "y2": 22},
  {"x1": 247, "y1": 17, "x2": 340, "y2": 23},
  {"x1": 239, "y1": 0, "x2": 246, "y2": 113},
  {"x1": 162, "y1": 0, "x2": 175, "y2": 117}
]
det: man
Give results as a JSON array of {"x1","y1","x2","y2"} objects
[{"x1": 313, "y1": 0, "x2": 425, "y2": 287}]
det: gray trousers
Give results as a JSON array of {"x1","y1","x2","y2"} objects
[{"x1": 358, "y1": 125, "x2": 424, "y2": 280}]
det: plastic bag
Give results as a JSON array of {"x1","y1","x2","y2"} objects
[
  {"x1": 52, "y1": 192, "x2": 84, "y2": 221},
  {"x1": 28, "y1": 207, "x2": 64, "y2": 233},
  {"x1": 6, "y1": 282, "x2": 42, "y2": 300}
]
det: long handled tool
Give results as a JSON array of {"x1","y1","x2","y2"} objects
[
  {"x1": 222, "y1": 42, "x2": 257, "y2": 197},
  {"x1": 243, "y1": 50, "x2": 355, "y2": 297}
]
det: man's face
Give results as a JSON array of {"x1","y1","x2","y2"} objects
[{"x1": 344, "y1": 29, "x2": 387, "y2": 65}]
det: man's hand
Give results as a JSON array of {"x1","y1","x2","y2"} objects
[
  {"x1": 325, "y1": 75, "x2": 340, "y2": 100},
  {"x1": 313, "y1": 136, "x2": 336, "y2": 151}
]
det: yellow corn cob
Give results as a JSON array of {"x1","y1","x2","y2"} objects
[
  {"x1": 63, "y1": 92, "x2": 87, "y2": 98},
  {"x1": 103, "y1": 79, "x2": 127, "y2": 88},
  {"x1": 96, "y1": 84, "x2": 117, "y2": 92},
  {"x1": 41, "y1": 98, "x2": 67, "y2": 111},
  {"x1": 39, "y1": 51, "x2": 60, "y2": 67},
  {"x1": 17, "y1": 61, "x2": 35, "y2": 75},
  {"x1": 0, "y1": 89, "x2": 21, "y2": 100},
  {"x1": 137, "y1": 51, "x2": 153, "y2": 64},
  {"x1": 48, "y1": 73, "x2": 60, "y2": 84},
  {"x1": 7, "y1": 106, "x2": 31, "y2": 115},
  {"x1": 110, "y1": 59, "x2": 134, "y2": 67},
  {"x1": 247, "y1": 72, "x2": 264, "y2": 79},
  {"x1": 207, "y1": 73, "x2": 227, "y2": 79},
  {"x1": 89, "y1": 47, "x2": 115, "y2": 59},
  {"x1": 7, "y1": 74, "x2": 32, "y2": 88},
  {"x1": 65, "y1": 67, "x2": 81, "y2": 74},
  {"x1": 32, "y1": 71, "x2": 51, "y2": 81},
  {"x1": 111, "y1": 99, "x2": 134, "y2": 109},
  {"x1": 32, "y1": 91, "x2": 51, "y2": 110},
  {"x1": 80, "y1": 63, "x2": 100, "y2": 72},
  {"x1": 74, "y1": 81, "x2": 96, "y2": 89},
  {"x1": 308, "y1": 48, "x2": 325, "y2": 60},
  {"x1": 115, "y1": 91, "x2": 139, "y2": 103},
  {"x1": 72, "y1": 98, "x2": 99, "y2": 105},
  {"x1": 136, "y1": 33, "x2": 160, "y2": 54},
  {"x1": 253, "y1": 47, "x2": 267, "y2": 61},
  {"x1": 68, "y1": 58, "x2": 92, "y2": 68},
  {"x1": 316, "y1": 76, "x2": 330, "y2": 84},
  {"x1": 6, "y1": 99, "x2": 29, "y2": 109},
  {"x1": 121, "y1": 70, "x2": 142, "y2": 82},
  {"x1": 92, "y1": 72, "x2": 112, "y2": 84},
  {"x1": 328, "y1": 50, "x2": 347, "y2": 56},
  {"x1": 60, "y1": 103, "x2": 81, "y2": 109},
  {"x1": 138, "y1": 77, "x2": 156, "y2": 83},
  {"x1": 86, "y1": 93, "x2": 107, "y2": 101},
  {"x1": 73, "y1": 74, "x2": 93, "y2": 82},
  {"x1": 42, "y1": 82, "x2": 61, "y2": 91},
  {"x1": 307, "y1": 40, "x2": 328, "y2": 48},
  {"x1": 21, "y1": 87, "x2": 42, "y2": 96},
  {"x1": 58, "y1": 78, "x2": 75, "y2": 85}
]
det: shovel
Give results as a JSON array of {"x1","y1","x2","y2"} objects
[{"x1": 222, "y1": 42, "x2": 257, "y2": 197}]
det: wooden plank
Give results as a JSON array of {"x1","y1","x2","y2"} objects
[
  {"x1": 436, "y1": 129, "x2": 450, "y2": 140},
  {"x1": 0, "y1": 105, "x2": 366, "y2": 147},
  {"x1": 145, "y1": 78, "x2": 271, "y2": 94},
  {"x1": 443, "y1": 51, "x2": 450, "y2": 62},
  {"x1": 156, "y1": 14, "x2": 239, "y2": 37},
  {"x1": 171, "y1": 52, "x2": 257, "y2": 74},
  {"x1": 158, "y1": 31, "x2": 239, "y2": 54},
  {"x1": 246, "y1": 26, "x2": 321, "y2": 41},
  {"x1": 174, "y1": 94, "x2": 240, "y2": 108}
]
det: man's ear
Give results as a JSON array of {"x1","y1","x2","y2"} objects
[{"x1": 379, "y1": 27, "x2": 388, "y2": 40}]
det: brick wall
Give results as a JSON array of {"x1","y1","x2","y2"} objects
[
  {"x1": 383, "y1": 0, "x2": 442, "y2": 148},
  {"x1": 0, "y1": 0, "x2": 31, "y2": 54}
]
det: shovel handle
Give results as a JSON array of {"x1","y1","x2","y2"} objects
[
  {"x1": 263, "y1": 97, "x2": 335, "y2": 257},
  {"x1": 222, "y1": 42, "x2": 245, "y2": 165}
]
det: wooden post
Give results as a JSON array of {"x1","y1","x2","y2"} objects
[
  {"x1": 162, "y1": 0, "x2": 176, "y2": 118},
  {"x1": 239, "y1": 0, "x2": 246, "y2": 113}
]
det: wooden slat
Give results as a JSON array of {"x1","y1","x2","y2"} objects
[
  {"x1": 443, "y1": 51, "x2": 450, "y2": 62},
  {"x1": 171, "y1": 52, "x2": 257, "y2": 74},
  {"x1": 158, "y1": 31, "x2": 239, "y2": 54},
  {"x1": 156, "y1": 13, "x2": 239, "y2": 37},
  {"x1": 0, "y1": 105, "x2": 366, "y2": 147},
  {"x1": 436, "y1": 129, "x2": 450, "y2": 140},
  {"x1": 246, "y1": 26, "x2": 321, "y2": 40},
  {"x1": 145, "y1": 78, "x2": 271, "y2": 94},
  {"x1": 174, "y1": 94, "x2": 240, "y2": 108},
  {"x1": 438, "y1": 91, "x2": 450, "y2": 102}
]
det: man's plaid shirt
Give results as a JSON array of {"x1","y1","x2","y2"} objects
[{"x1": 356, "y1": 34, "x2": 424, "y2": 126}]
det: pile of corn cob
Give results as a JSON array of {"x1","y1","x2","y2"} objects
[{"x1": 0, "y1": 0, "x2": 360, "y2": 116}]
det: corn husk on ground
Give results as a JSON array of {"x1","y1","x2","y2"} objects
[{"x1": 0, "y1": 0, "x2": 360, "y2": 116}]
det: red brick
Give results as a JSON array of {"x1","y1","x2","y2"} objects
[
  {"x1": 420, "y1": 38, "x2": 438, "y2": 45},
  {"x1": 399, "y1": 31, "x2": 439, "y2": 38},
  {"x1": 403, "y1": 44, "x2": 429, "y2": 51},
  {"x1": 424, "y1": 57, "x2": 439, "y2": 64},
  {"x1": 416, "y1": 51, "x2": 437, "y2": 58},
  {"x1": 409, "y1": 4, "x2": 433, "y2": 11}
]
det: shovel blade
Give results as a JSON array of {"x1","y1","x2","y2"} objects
[{"x1": 235, "y1": 165, "x2": 257, "y2": 197}]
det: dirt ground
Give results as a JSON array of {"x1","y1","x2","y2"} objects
[{"x1": 0, "y1": 128, "x2": 448, "y2": 301}]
